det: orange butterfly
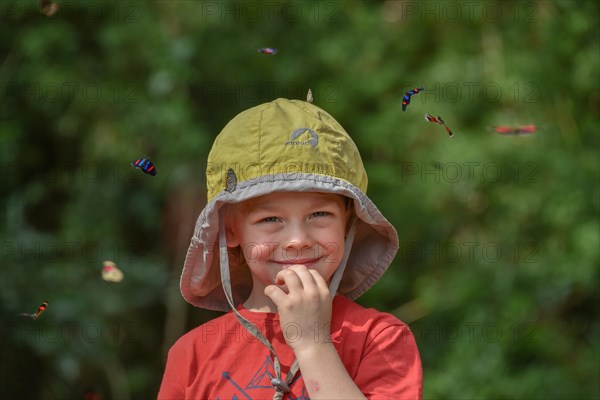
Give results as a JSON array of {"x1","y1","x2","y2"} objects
[
  {"x1": 20, "y1": 300, "x2": 49, "y2": 320},
  {"x1": 425, "y1": 113, "x2": 454, "y2": 138},
  {"x1": 492, "y1": 125, "x2": 537, "y2": 135}
]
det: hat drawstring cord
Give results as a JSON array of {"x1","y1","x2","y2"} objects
[{"x1": 328, "y1": 217, "x2": 357, "y2": 298}]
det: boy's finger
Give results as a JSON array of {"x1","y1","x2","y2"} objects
[
  {"x1": 308, "y1": 269, "x2": 330, "y2": 294},
  {"x1": 275, "y1": 268, "x2": 304, "y2": 290},
  {"x1": 291, "y1": 266, "x2": 321, "y2": 292},
  {"x1": 264, "y1": 284, "x2": 286, "y2": 304}
]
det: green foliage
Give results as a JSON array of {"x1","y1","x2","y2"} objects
[{"x1": 1, "y1": 0, "x2": 598, "y2": 398}]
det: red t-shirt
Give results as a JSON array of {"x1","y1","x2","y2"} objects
[{"x1": 158, "y1": 295, "x2": 422, "y2": 399}]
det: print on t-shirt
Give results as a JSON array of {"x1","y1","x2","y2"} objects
[{"x1": 218, "y1": 356, "x2": 309, "y2": 400}]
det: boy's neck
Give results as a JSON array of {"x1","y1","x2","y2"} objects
[{"x1": 242, "y1": 290, "x2": 279, "y2": 313}]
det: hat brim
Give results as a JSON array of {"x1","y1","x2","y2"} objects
[{"x1": 180, "y1": 173, "x2": 398, "y2": 312}]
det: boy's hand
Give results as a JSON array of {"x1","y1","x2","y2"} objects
[{"x1": 264, "y1": 264, "x2": 333, "y2": 352}]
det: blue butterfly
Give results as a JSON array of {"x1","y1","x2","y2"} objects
[
  {"x1": 131, "y1": 157, "x2": 157, "y2": 176},
  {"x1": 402, "y1": 87, "x2": 424, "y2": 111}
]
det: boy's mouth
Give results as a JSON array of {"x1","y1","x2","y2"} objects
[{"x1": 276, "y1": 258, "x2": 320, "y2": 269}]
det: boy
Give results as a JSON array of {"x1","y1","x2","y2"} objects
[{"x1": 158, "y1": 98, "x2": 422, "y2": 399}]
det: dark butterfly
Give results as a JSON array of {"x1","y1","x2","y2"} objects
[
  {"x1": 20, "y1": 300, "x2": 49, "y2": 320},
  {"x1": 402, "y1": 87, "x2": 424, "y2": 111},
  {"x1": 425, "y1": 113, "x2": 454, "y2": 138},
  {"x1": 492, "y1": 125, "x2": 537, "y2": 135},
  {"x1": 257, "y1": 47, "x2": 278, "y2": 55},
  {"x1": 131, "y1": 157, "x2": 157, "y2": 176}
]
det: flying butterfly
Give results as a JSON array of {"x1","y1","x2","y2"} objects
[
  {"x1": 492, "y1": 124, "x2": 537, "y2": 135},
  {"x1": 425, "y1": 113, "x2": 454, "y2": 138},
  {"x1": 402, "y1": 87, "x2": 424, "y2": 111},
  {"x1": 40, "y1": 0, "x2": 59, "y2": 16},
  {"x1": 102, "y1": 261, "x2": 124, "y2": 283},
  {"x1": 306, "y1": 88, "x2": 313, "y2": 103},
  {"x1": 131, "y1": 157, "x2": 157, "y2": 176},
  {"x1": 257, "y1": 47, "x2": 278, "y2": 55},
  {"x1": 20, "y1": 300, "x2": 49, "y2": 320}
]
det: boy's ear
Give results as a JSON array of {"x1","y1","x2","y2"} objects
[
  {"x1": 223, "y1": 207, "x2": 240, "y2": 247},
  {"x1": 225, "y1": 226, "x2": 240, "y2": 247}
]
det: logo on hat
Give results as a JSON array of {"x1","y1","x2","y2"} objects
[{"x1": 285, "y1": 128, "x2": 318, "y2": 148}]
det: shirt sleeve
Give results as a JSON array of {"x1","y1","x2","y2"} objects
[
  {"x1": 354, "y1": 322, "x2": 423, "y2": 400},
  {"x1": 157, "y1": 342, "x2": 189, "y2": 400}
]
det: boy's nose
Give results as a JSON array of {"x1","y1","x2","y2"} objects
[
  {"x1": 282, "y1": 224, "x2": 314, "y2": 251},
  {"x1": 282, "y1": 241, "x2": 316, "y2": 263}
]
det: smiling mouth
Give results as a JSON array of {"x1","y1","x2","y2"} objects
[{"x1": 275, "y1": 259, "x2": 320, "y2": 268}]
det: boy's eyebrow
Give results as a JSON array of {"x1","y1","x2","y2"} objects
[
  {"x1": 245, "y1": 196, "x2": 344, "y2": 213},
  {"x1": 307, "y1": 197, "x2": 345, "y2": 209},
  {"x1": 238, "y1": 200, "x2": 281, "y2": 215},
  {"x1": 245, "y1": 203, "x2": 280, "y2": 213}
]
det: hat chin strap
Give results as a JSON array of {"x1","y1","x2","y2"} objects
[
  {"x1": 328, "y1": 216, "x2": 357, "y2": 298},
  {"x1": 218, "y1": 210, "x2": 357, "y2": 399}
]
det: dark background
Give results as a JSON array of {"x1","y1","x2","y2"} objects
[{"x1": 1, "y1": 0, "x2": 598, "y2": 399}]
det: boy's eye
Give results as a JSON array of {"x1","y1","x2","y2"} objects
[
  {"x1": 260, "y1": 216, "x2": 280, "y2": 223},
  {"x1": 311, "y1": 211, "x2": 330, "y2": 218}
]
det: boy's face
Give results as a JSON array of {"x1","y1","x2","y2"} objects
[{"x1": 226, "y1": 192, "x2": 348, "y2": 290}]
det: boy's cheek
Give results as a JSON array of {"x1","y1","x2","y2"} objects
[
  {"x1": 242, "y1": 246, "x2": 262, "y2": 261},
  {"x1": 322, "y1": 244, "x2": 342, "y2": 263},
  {"x1": 242, "y1": 243, "x2": 278, "y2": 262}
]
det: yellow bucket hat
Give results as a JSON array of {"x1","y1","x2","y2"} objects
[{"x1": 181, "y1": 98, "x2": 399, "y2": 312}]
